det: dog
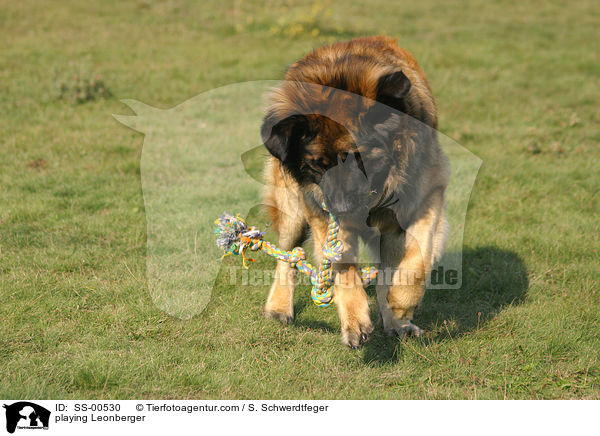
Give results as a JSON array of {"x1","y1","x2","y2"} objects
[{"x1": 260, "y1": 36, "x2": 449, "y2": 348}]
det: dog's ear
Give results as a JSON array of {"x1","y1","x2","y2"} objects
[
  {"x1": 376, "y1": 70, "x2": 411, "y2": 112},
  {"x1": 261, "y1": 114, "x2": 309, "y2": 163}
]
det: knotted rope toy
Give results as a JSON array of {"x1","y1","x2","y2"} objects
[{"x1": 215, "y1": 202, "x2": 378, "y2": 307}]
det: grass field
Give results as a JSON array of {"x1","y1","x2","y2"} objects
[{"x1": 1, "y1": 0, "x2": 599, "y2": 399}]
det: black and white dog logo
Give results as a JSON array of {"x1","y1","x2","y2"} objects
[{"x1": 3, "y1": 402, "x2": 50, "y2": 433}]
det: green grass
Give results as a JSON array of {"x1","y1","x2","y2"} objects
[{"x1": 1, "y1": 0, "x2": 599, "y2": 399}]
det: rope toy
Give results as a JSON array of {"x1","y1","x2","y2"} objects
[{"x1": 214, "y1": 202, "x2": 378, "y2": 307}]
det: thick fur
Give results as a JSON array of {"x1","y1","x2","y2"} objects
[{"x1": 261, "y1": 36, "x2": 449, "y2": 348}]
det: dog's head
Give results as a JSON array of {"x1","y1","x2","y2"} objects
[{"x1": 261, "y1": 66, "x2": 415, "y2": 216}]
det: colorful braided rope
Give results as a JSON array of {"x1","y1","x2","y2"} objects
[{"x1": 214, "y1": 204, "x2": 378, "y2": 308}]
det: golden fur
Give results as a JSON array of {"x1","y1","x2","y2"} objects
[{"x1": 261, "y1": 36, "x2": 449, "y2": 348}]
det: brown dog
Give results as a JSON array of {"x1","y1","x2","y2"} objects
[{"x1": 260, "y1": 36, "x2": 449, "y2": 348}]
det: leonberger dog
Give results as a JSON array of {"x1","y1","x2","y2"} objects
[{"x1": 260, "y1": 36, "x2": 449, "y2": 348}]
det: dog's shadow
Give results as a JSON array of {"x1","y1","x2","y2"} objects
[
  {"x1": 359, "y1": 246, "x2": 529, "y2": 365},
  {"x1": 293, "y1": 300, "x2": 338, "y2": 332}
]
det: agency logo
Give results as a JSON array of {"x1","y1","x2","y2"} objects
[{"x1": 3, "y1": 402, "x2": 50, "y2": 434}]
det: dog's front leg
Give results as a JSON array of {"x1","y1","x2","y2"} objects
[
  {"x1": 378, "y1": 189, "x2": 445, "y2": 337},
  {"x1": 308, "y1": 215, "x2": 373, "y2": 348},
  {"x1": 332, "y1": 226, "x2": 373, "y2": 349},
  {"x1": 264, "y1": 210, "x2": 307, "y2": 323},
  {"x1": 334, "y1": 264, "x2": 373, "y2": 349}
]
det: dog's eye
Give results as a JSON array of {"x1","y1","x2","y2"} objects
[
  {"x1": 305, "y1": 160, "x2": 324, "y2": 172},
  {"x1": 301, "y1": 131, "x2": 316, "y2": 143}
]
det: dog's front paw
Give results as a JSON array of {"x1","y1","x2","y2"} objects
[
  {"x1": 263, "y1": 306, "x2": 293, "y2": 324},
  {"x1": 384, "y1": 319, "x2": 424, "y2": 338},
  {"x1": 341, "y1": 319, "x2": 374, "y2": 349}
]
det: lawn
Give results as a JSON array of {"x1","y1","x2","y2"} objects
[{"x1": 0, "y1": 0, "x2": 598, "y2": 399}]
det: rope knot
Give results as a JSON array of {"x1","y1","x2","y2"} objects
[
  {"x1": 215, "y1": 203, "x2": 379, "y2": 309},
  {"x1": 322, "y1": 239, "x2": 342, "y2": 262},
  {"x1": 288, "y1": 247, "x2": 306, "y2": 266}
]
